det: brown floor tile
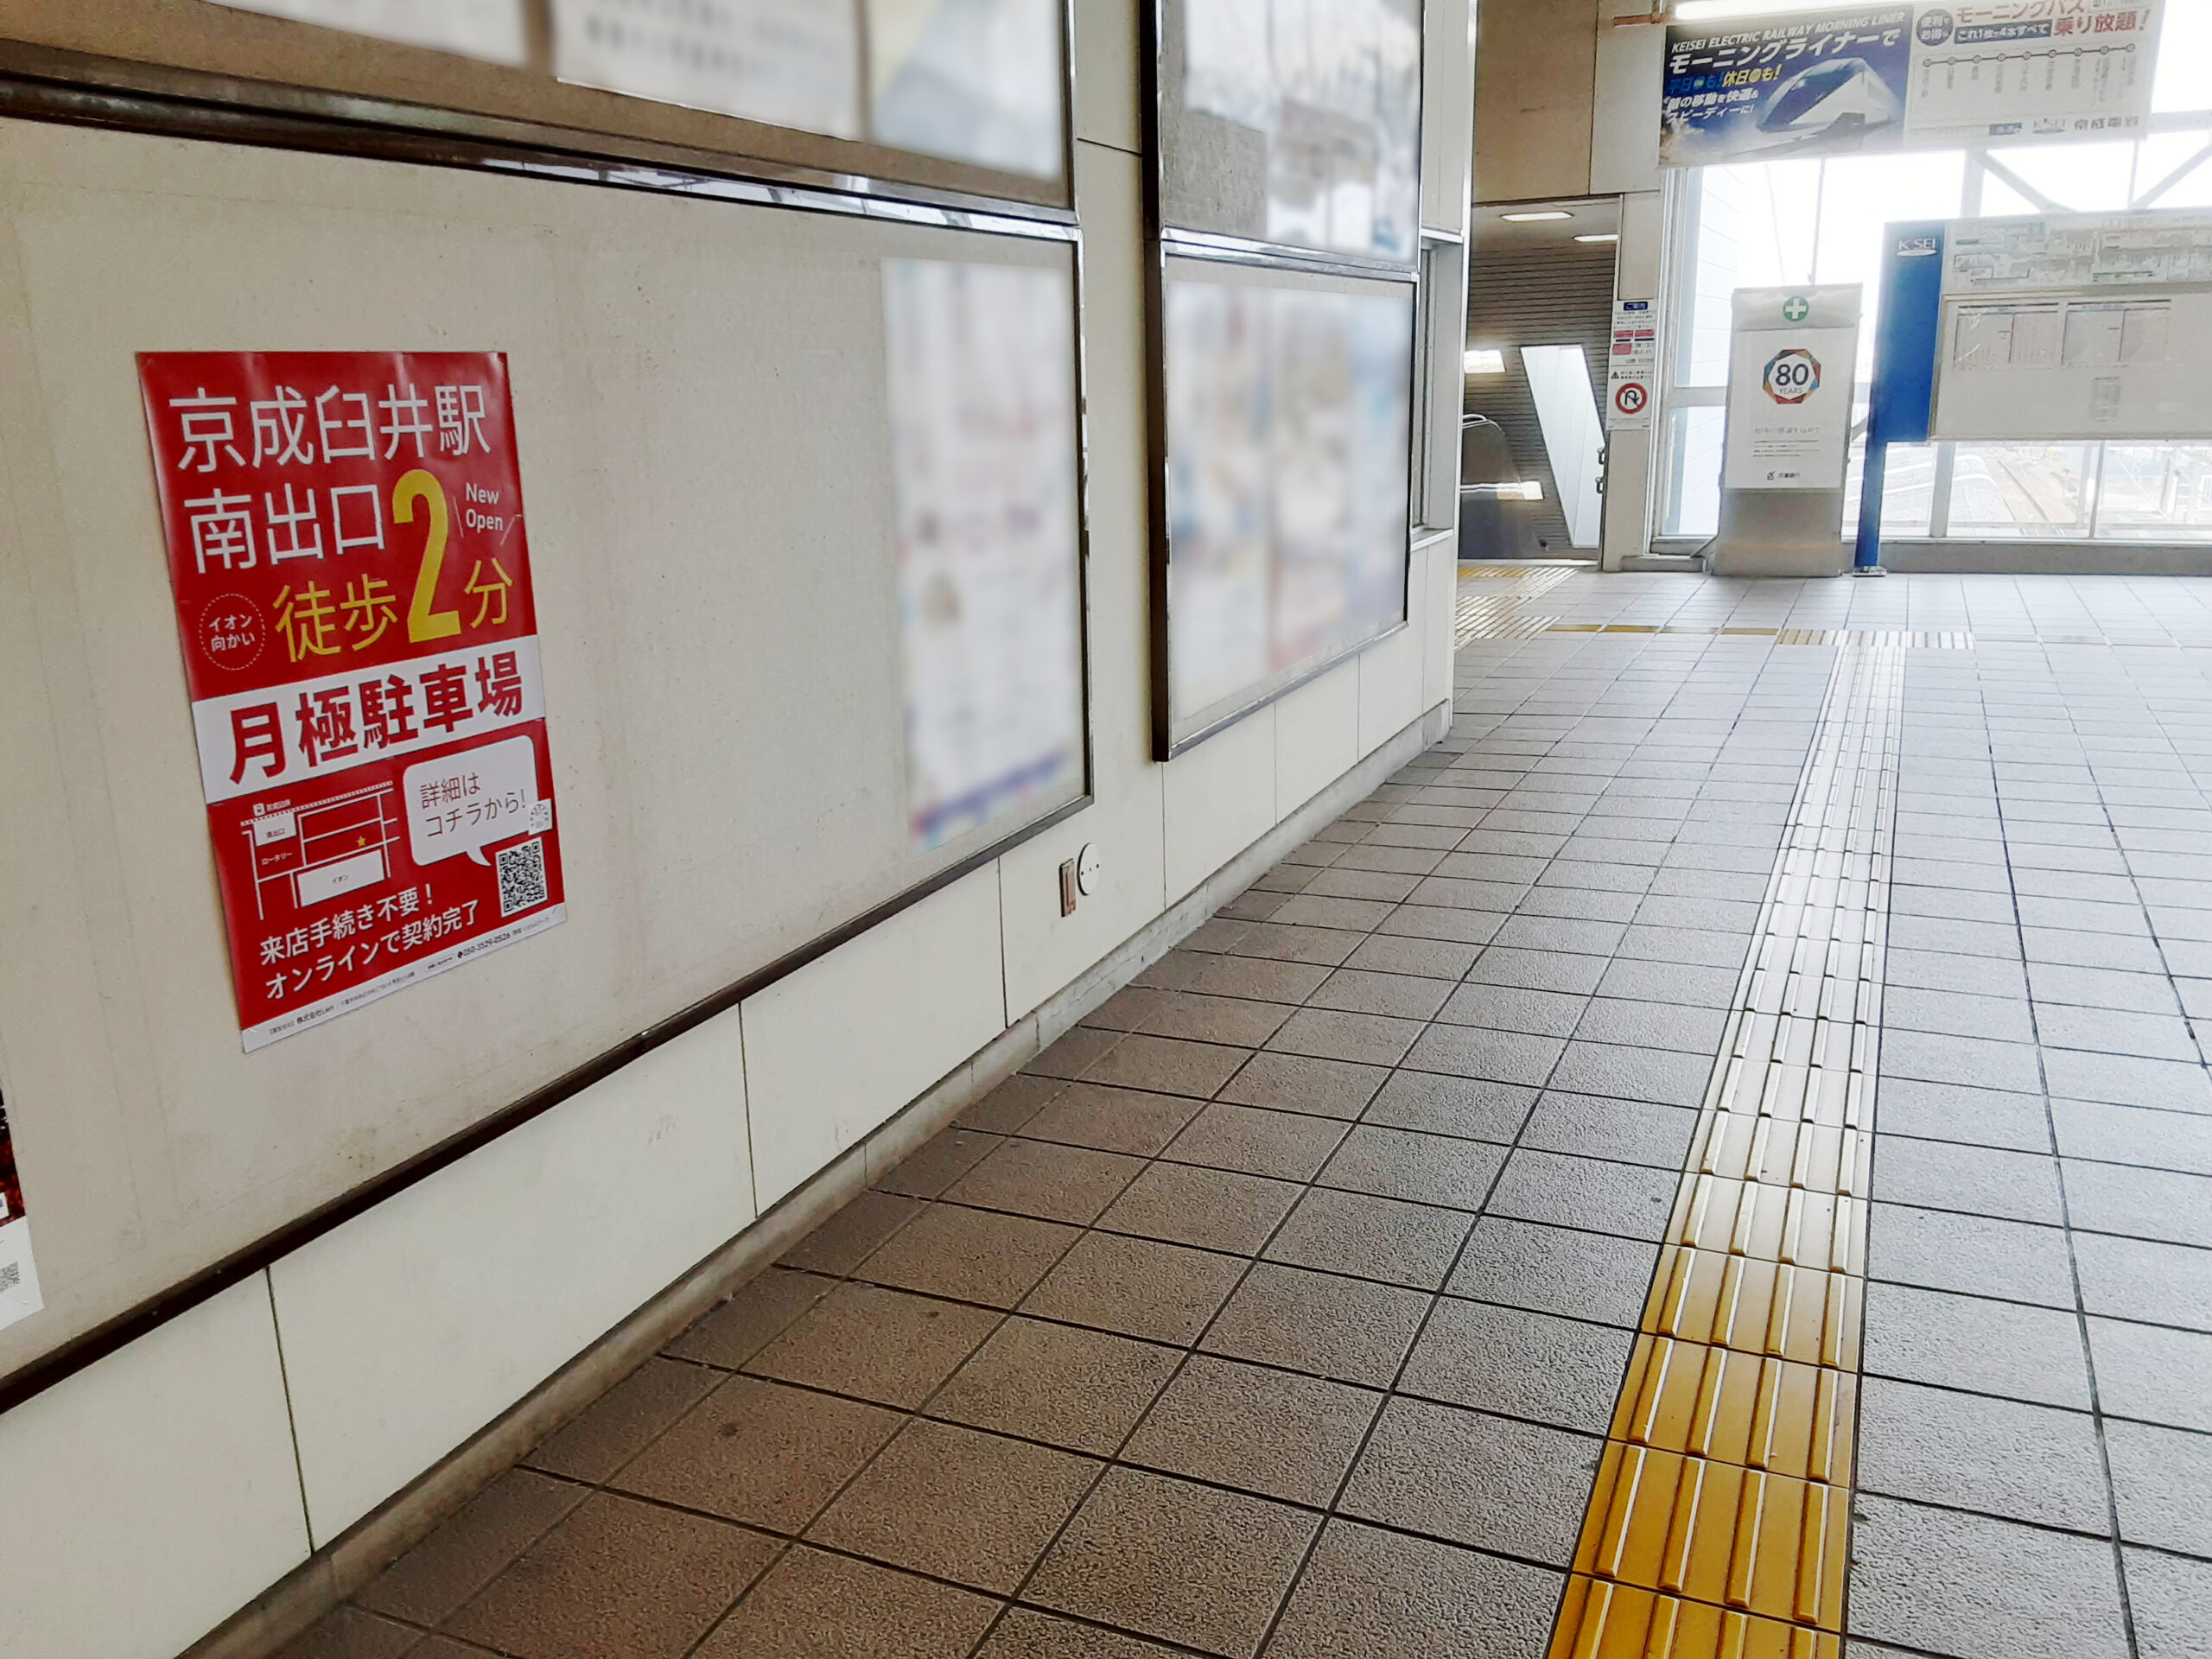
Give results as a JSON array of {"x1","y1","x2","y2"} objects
[
  {"x1": 524, "y1": 1357, "x2": 721, "y2": 1484},
  {"x1": 1361, "y1": 1072, "x2": 1535, "y2": 1144},
  {"x1": 858, "y1": 1202, "x2": 1081, "y2": 1308},
  {"x1": 1397, "y1": 1299, "x2": 1631, "y2": 1434},
  {"x1": 1263, "y1": 1187, "x2": 1473, "y2": 1289},
  {"x1": 1307, "y1": 968, "x2": 1455, "y2": 1021},
  {"x1": 1199, "y1": 1262, "x2": 1432, "y2": 1388},
  {"x1": 1021, "y1": 1233, "x2": 1246, "y2": 1345},
  {"x1": 1186, "y1": 955, "x2": 1337, "y2": 1005},
  {"x1": 976, "y1": 1607, "x2": 1185, "y2": 1657},
  {"x1": 1097, "y1": 1161, "x2": 1302, "y2": 1255},
  {"x1": 958, "y1": 1075, "x2": 1070, "y2": 1135},
  {"x1": 779, "y1": 1192, "x2": 926, "y2": 1276},
  {"x1": 696, "y1": 1547, "x2": 1000, "y2": 1659},
  {"x1": 404, "y1": 1639, "x2": 504, "y2": 1659},
  {"x1": 744, "y1": 1281, "x2": 1001, "y2": 1408},
  {"x1": 1020, "y1": 1084, "x2": 1206, "y2": 1158},
  {"x1": 1123, "y1": 1355, "x2": 1381, "y2": 1507},
  {"x1": 1140, "y1": 992, "x2": 1296, "y2": 1047},
  {"x1": 1084, "y1": 1034, "x2": 1252, "y2": 1099},
  {"x1": 1318, "y1": 1125, "x2": 1507, "y2": 1211},
  {"x1": 275, "y1": 1606, "x2": 420, "y2": 1659},
  {"x1": 929, "y1": 1317, "x2": 1182, "y2": 1454},
  {"x1": 807, "y1": 1419, "x2": 1100, "y2": 1592},
  {"x1": 1217, "y1": 1053, "x2": 1389, "y2": 1120},
  {"x1": 1267, "y1": 1007, "x2": 1425, "y2": 1067},
  {"x1": 945, "y1": 1140, "x2": 1146, "y2": 1225},
  {"x1": 1030, "y1": 1027, "x2": 1126, "y2": 1080},
  {"x1": 1027, "y1": 1468, "x2": 1320, "y2": 1658},
  {"x1": 664, "y1": 1268, "x2": 836, "y2": 1370},
  {"x1": 1338, "y1": 1397, "x2": 1599, "y2": 1567},
  {"x1": 444, "y1": 1492, "x2": 778, "y2": 1659},
  {"x1": 356, "y1": 1468, "x2": 587, "y2": 1627},
  {"x1": 876, "y1": 1129, "x2": 1004, "y2": 1198},
  {"x1": 1082, "y1": 986, "x2": 1180, "y2": 1031},
  {"x1": 1164, "y1": 1103, "x2": 1351, "y2": 1182},
  {"x1": 612, "y1": 1375, "x2": 901, "y2": 1533},
  {"x1": 1264, "y1": 1518, "x2": 1565, "y2": 1659},
  {"x1": 1229, "y1": 921, "x2": 1365, "y2": 966},
  {"x1": 1342, "y1": 936, "x2": 1482, "y2": 980}
]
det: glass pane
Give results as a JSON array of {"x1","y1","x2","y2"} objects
[
  {"x1": 1844, "y1": 436, "x2": 1937, "y2": 540},
  {"x1": 1812, "y1": 153, "x2": 1966, "y2": 380},
  {"x1": 1947, "y1": 442, "x2": 2095, "y2": 537},
  {"x1": 1680, "y1": 160, "x2": 1823, "y2": 386},
  {"x1": 2137, "y1": 131, "x2": 2212, "y2": 209},
  {"x1": 1982, "y1": 140, "x2": 2137, "y2": 213},
  {"x1": 2156, "y1": 1, "x2": 2212, "y2": 114},
  {"x1": 1663, "y1": 406, "x2": 1725, "y2": 539},
  {"x1": 2096, "y1": 445, "x2": 2212, "y2": 540}
]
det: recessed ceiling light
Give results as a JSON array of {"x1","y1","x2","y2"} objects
[
  {"x1": 1501, "y1": 211, "x2": 1573, "y2": 223},
  {"x1": 1575, "y1": 233, "x2": 1619, "y2": 244},
  {"x1": 1464, "y1": 348, "x2": 1507, "y2": 375}
]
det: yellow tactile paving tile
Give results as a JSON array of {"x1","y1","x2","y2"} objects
[
  {"x1": 1549, "y1": 1576, "x2": 1844, "y2": 1659},
  {"x1": 1643, "y1": 1245, "x2": 1864, "y2": 1372},
  {"x1": 1666, "y1": 1176, "x2": 1866, "y2": 1276},
  {"x1": 1691, "y1": 1115, "x2": 1871, "y2": 1198},
  {"x1": 1571, "y1": 1443, "x2": 1851, "y2": 1630},
  {"x1": 1608, "y1": 1337, "x2": 1856, "y2": 1486}
]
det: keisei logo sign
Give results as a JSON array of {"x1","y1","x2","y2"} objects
[{"x1": 1764, "y1": 347, "x2": 1822, "y2": 405}]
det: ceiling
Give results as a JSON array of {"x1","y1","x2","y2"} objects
[{"x1": 1468, "y1": 196, "x2": 1624, "y2": 253}]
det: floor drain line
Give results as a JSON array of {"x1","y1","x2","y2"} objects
[{"x1": 1547, "y1": 641, "x2": 1906, "y2": 1659}]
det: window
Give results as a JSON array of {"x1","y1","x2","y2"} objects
[{"x1": 1658, "y1": 60, "x2": 2212, "y2": 545}]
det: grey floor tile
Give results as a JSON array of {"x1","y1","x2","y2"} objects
[
  {"x1": 2029, "y1": 962, "x2": 2183, "y2": 1014},
  {"x1": 1867, "y1": 1202, "x2": 2078, "y2": 1306},
  {"x1": 1361, "y1": 1071, "x2": 1535, "y2": 1144},
  {"x1": 1085, "y1": 1035, "x2": 1254, "y2": 1100},
  {"x1": 1462, "y1": 947, "x2": 1610, "y2": 995},
  {"x1": 2104, "y1": 1420, "x2": 2212, "y2": 1560},
  {"x1": 2038, "y1": 1004, "x2": 2201, "y2": 1063},
  {"x1": 1263, "y1": 1520, "x2": 1563, "y2": 1659},
  {"x1": 1879, "y1": 1030, "x2": 2045, "y2": 1096},
  {"x1": 2087, "y1": 1317, "x2": 2212, "y2": 1432},
  {"x1": 1122, "y1": 1356, "x2": 1381, "y2": 1508},
  {"x1": 2063, "y1": 1160, "x2": 2212, "y2": 1248},
  {"x1": 1517, "y1": 1091, "x2": 1696, "y2": 1170},
  {"x1": 2053, "y1": 1100, "x2": 2212, "y2": 1175},
  {"x1": 1484, "y1": 1149, "x2": 1679, "y2": 1242},
  {"x1": 1546, "y1": 1041, "x2": 1713, "y2": 1109},
  {"x1": 1613, "y1": 924, "x2": 1750, "y2": 969},
  {"x1": 1888, "y1": 947, "x2": 2029, "y2": 1000},
  {"x1": 1882, "y1": 987, "x2": 2038, "y2": 1045},
  {"x1": 1138, "y1": 993, "x2": 1295, "y2": 1050},
  {"x1": 1317, "y1": 1124, "x2": 1507, "y2": 1210},
  {"x1": 1399, "y1": 1300, "x2": 1631, "y2": 1434},
  {"x1": 1862, "y1": 1282, "x2": 2092, "y2": 1409},
  {"x1": 2022, "y1": 927, "x2": 2165, "y2": 973},
  {"x1": 858, "y1": 1205, "x2": 1081, "y2": 1310},
  {"x1": 1263, "y1": 1186, "x2": 1473, "y2": 1290},
  {"x1": 1854, "y1": 1377, "x2": 2108, "y2": 1532},
  {"x1": 2124, "y1": 1547, "x2": 2212, "y2": 1659},
  {"x1": 2075, "y1": 1234, "x2": 2212, "y2": 1330},
  {"x1": 1163, "y1": 1102, "x2": 1350, "y2": 1182},
  {"x1": 1435, "y1": 982, "x2": 1590, "y2": 1038},
  {"x1": 1343, "y1": 935, "x2": 1482, "y2": 981},
  {"x1": 1847, "y1": 1495, "x2": 2129, "y2": 1659},
  {"x1": 1306, "y1": 968, "x2": 1454, "y2": 1021},
  {"x1": 1872, "y1": 1076, "x2": 2053, "y2": 1154},
  {"x1": 1570, "y1": 997, "x2": 1729, "y2": 1055},
  {"x1": 1596, "y1": 957, "x2": 1742, "y2": 1007},
  {"x1": 1874, "y1": 1139, "x2": 2066, "y2": 1226},
  {"x1": 1027, "y1": 1469, "x2": 1319, "y2": 1659},
  {"x1": 1217, "y1": 1053, "x2": 1389, "y2": 1120},
  {"x1": 1266, "y1": 1007, "x2": 1425, "y2": 1067},
  {"x1": 1402, "y1": 1025, "x2": 1566, "y2": 1089},
  {"x1": 1338, "y1": 1396, "x2": 1599, "y2": 1567}
]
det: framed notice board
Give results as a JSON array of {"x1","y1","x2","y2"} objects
[
  {"x1": 1145, "y1": 0, "x2": 1423, "y2": 758},
  {"x1": 0, "y1": 0, "x2": 1073, "y2": 214}
]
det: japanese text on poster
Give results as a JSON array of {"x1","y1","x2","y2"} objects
[
  {"x1": 551, "y1": 0, "x2": 863, "y2": 139},
  {"x1": 0, "y1": 1100, "x2": 40, "y2": 1336},
  {"x1": 1662, "y1": 3, "x2": 2159, "y2": 167},
  {"x1": 139, "y1": 353, "x2": 566, "y2": 1052},
  {"x1": 1608, "y1": 300, "x2": 1659, "y2": 429}
]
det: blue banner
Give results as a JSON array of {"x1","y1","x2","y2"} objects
[{"x1": 1662, "y1": 8, "x2": 1912, "y2": 167}]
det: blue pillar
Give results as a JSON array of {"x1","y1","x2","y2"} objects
[{"x1": 1855, "y1": 440, "x2": 1887, "y2": 574}]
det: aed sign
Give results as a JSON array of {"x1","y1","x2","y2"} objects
[{"x1": 138, "y1": 352, "x2": 568, "y2": 1051}]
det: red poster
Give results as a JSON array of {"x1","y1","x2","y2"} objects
[{"x1": 139, "y1": 353, "x2": 566, "y2": 1051}]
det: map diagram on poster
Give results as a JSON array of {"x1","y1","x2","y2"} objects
[
  {"x1": 139, "y1": 353, "x2": 566, "y2": 1052},
  {"x1": 0, "y1": 1099, "x2": 40, "y2": 1336}
]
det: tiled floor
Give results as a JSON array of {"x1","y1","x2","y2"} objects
[{"x1": 279, "y1": 573, "x2": 2212, "y2": 1659}]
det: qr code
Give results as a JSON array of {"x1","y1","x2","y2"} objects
[
  {"x1": 497, "y1": 837, "x2": 549, "y2": 918},
  {"x1": 0, "y1": 1262, "x2": 19, "y2": 1295}
]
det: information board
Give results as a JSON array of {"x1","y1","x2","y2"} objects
[
  {"x1": 0, "y1": 1103, "x2": 37, "y2": 1338},
  {"x1": 1662, "y1": 1, "x2": 2158, "y2": 167},
  {"x1": 552, "y1": 0, "x2": 864, "y2": 138},
  {"x1": 1722, "y1": 287, "x2": 1863, "y2": 490},
  {"x1": 1925, "y1": 209, "x2": 2212, "y2": 440},
  {"x1": 138, "y1": 353, "x2": 568, "y2": 1052},
  {"x1": 210, "y1": 0, "x2": 526, "y2": 64},
  {"x1": 1608, "y1": 299, "x2": 1658, "y2": 430}
]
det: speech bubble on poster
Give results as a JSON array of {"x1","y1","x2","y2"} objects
[{"x1": 404, "y1": 734, "x2": 540, "y2": 868}]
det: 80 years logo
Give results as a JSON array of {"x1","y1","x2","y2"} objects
[{"x1": 1763, "y1": 348, "x2": 1823, "y2": 406}]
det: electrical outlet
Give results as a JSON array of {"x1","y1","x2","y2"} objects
[{"x1": 1058, "y1": 858, "x2": 1079, "y2": 918}]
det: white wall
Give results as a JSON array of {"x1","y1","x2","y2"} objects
[{"x1": 0, "y1": 1, "x2": 1472, "y2": 1654}]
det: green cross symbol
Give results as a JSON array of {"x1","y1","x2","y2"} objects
[{"x1": 1783, "y1": 296, "x2": 1811, "y2": 322}]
